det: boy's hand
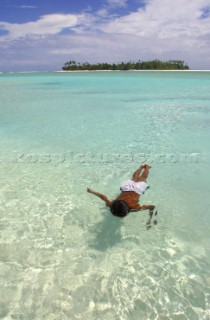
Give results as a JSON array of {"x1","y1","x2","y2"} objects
[
  {"x1": 87, "y1": 188, "x2": 92, "y2": 193},
  {"x1": 150, "y1": 205, "x2": 155, "y2": 210}
]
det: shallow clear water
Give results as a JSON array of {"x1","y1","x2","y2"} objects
[{"x1": 0, "y1": 71, "x2": 210, "y2": 320}]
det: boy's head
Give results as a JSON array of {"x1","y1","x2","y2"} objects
[{"x1": 110, "y1": 200, "x2": 130, "y2": 218}]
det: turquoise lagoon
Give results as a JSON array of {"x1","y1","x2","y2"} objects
[{"x1": 0, "y1": 71, "x2": 210, "y2": 319}]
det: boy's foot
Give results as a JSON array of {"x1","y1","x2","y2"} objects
[{"x1": 142, "y1": 162, "x2": 152, "y2": 168}]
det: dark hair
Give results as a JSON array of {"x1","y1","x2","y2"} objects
[{"x1": 110, "y1": 200, "x2": 130, "y2": 218}]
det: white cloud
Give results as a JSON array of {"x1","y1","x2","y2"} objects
[
  {"x1": 96, "y1": 0, "x2": 127, "y2": 18},
  {"x1": 17, "y1": 5, "x2": 37, "y2": 9},
  {"x1": 98, "y1": 0, "x2": 210, "y2": 60},
  {"x1": 0, "y1": 14, "x2": 80, "y2": 39},
  {"x1": 96, "y1": 8, "x2": 109, "y2": 17},
  {"x1": 101, "y1": 0, "x2": 210, "y2": 39},
  {"x1": 106, "y1": 0, "x2": 127, "y2": 8}
]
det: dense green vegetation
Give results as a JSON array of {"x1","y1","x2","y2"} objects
[{"x1": 62, "y1": 60, "x2": 189, "y2": 71}]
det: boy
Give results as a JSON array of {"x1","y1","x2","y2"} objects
[{"x1": 87, "y1": 163, "x2": 155, "y2": 218}]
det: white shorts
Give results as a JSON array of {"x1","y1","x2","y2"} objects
[{"x1": 120, "y1": 180, "x2": 148, "y2": 195}]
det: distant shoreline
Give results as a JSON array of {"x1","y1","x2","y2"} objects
[
  {"x1": 1, "y1": 70, "x2": 210, "y2": 74},
  {"x1": 58, "y1": 69, "x2": 210, "y2": 72}
]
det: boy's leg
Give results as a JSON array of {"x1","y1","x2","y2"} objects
[
  {"x1": 132, "y1": 165, "x2": 144, "y2": 181},
  {"x1": 132, "y1": 164, "x2": 150, "y2": 182}
]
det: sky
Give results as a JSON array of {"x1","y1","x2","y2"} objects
[{"x1": 0, "y1": 0, "x2": 210, "y2": 71}]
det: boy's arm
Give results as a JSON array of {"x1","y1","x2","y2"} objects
[
  {"x1": 87, "y1": 188, "x2": 112, "y2": 207},
  {"x1": 130, "y1": 204, "x2": 155, "y2": 212}
]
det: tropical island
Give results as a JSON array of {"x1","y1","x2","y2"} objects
[{"x1": 62, "y1": 60, "x2": 189, "y2": 71}]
